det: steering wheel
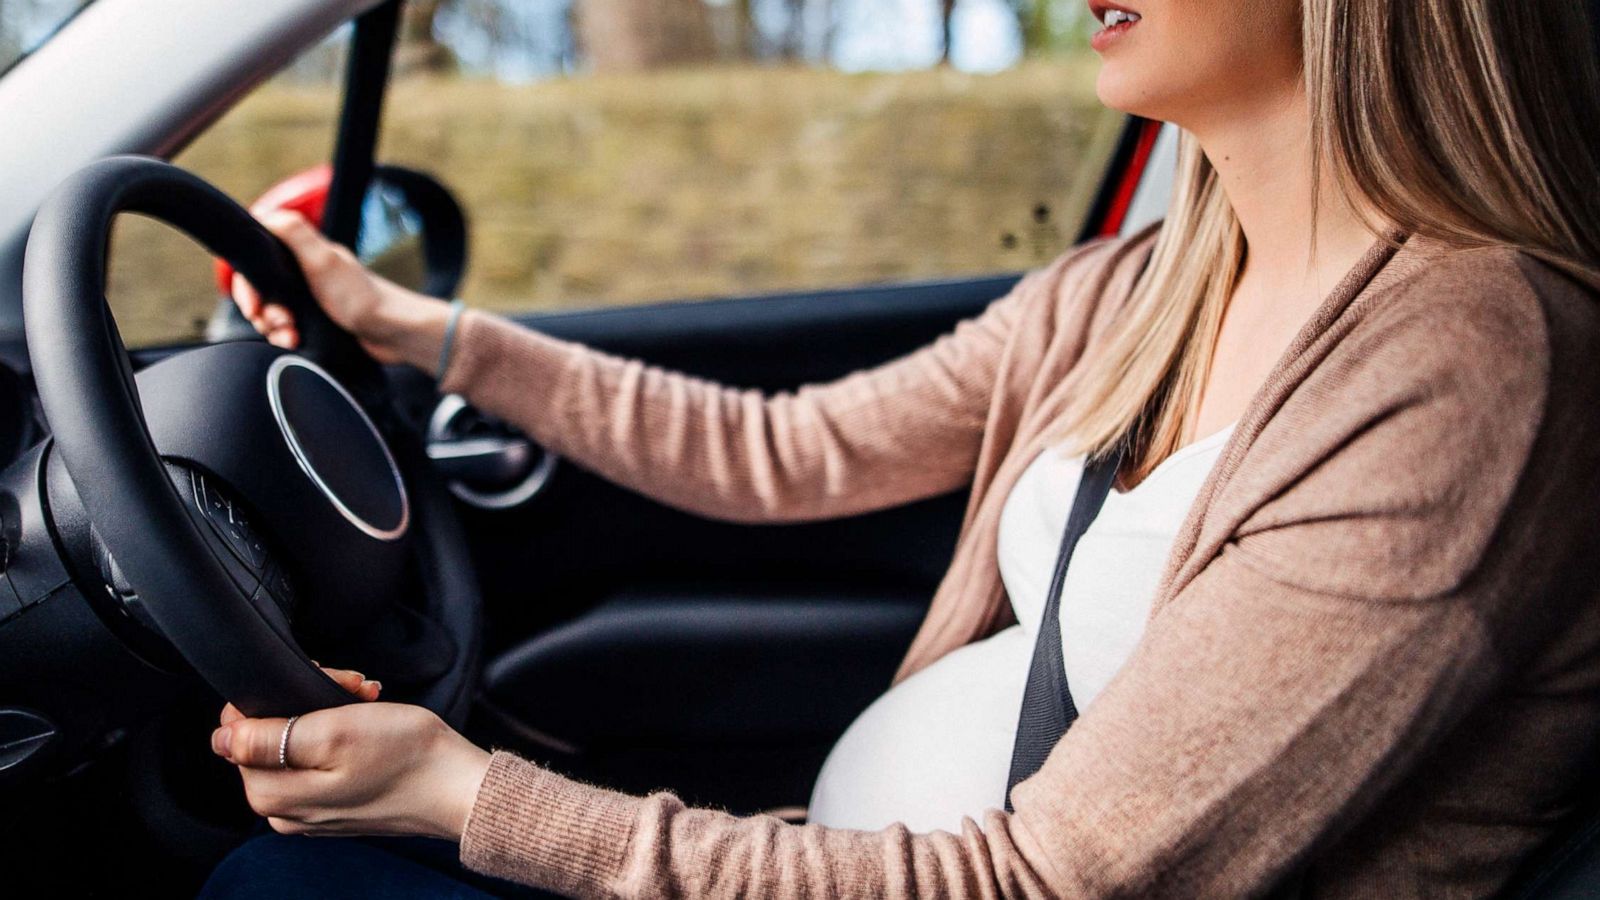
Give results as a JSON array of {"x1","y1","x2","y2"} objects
[{"x1": 20, "y1": 156, "x2": 482, "y2": 724}]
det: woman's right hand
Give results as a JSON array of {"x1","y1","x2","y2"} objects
[{"x1": 231, "y1": 208, "x2": 453, "y2": 373}]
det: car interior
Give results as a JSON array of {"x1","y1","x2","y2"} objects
[{"x1": 0, "y1": 1, "x2": 1597, "y2": 897}]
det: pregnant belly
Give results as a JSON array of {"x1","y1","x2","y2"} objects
[{"x1": 807, "y1": 624, "x2": 1032, "y2": 834}]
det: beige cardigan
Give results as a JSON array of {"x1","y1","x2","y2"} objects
[{"x1": 437, "y1": 226, "x2": 1600, "y2": 897}]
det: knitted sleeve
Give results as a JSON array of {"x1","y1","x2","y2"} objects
[{"x1": 433, "y1": 258, "x2": 1079, "y2": 524}]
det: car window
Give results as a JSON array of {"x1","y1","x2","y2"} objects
[
  {"x1": 103, "y1": 31, "x2": 349, "y2": 348},
  {"x1": 0, "y1": 0, "x2": 96, "y2": 76},
  {"x1": 377, "y1": 0, "x2": 1123, "y2": 316}
]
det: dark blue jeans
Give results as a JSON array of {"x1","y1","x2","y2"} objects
[{"x1": 198, "y1": 830, "x2": 559, "y2": 899}]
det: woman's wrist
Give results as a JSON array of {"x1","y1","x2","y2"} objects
[
  {"x1": 357, "y1": 286, "x2": 456, "y2": 374},
  {"x1": 427, "y1": 724, "x2": 494, "y2": 842}
]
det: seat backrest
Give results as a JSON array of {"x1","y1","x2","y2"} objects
[
  {"x1": 1594, "y1": 0, "x2": 1600, "y2": 65},
  {"x1": 1480, "y1": 3, "x2": 1600, "y2": 897},
  {"x1": 1503, "y1": 804, "x2": 1600, "y2": 899},
  {"x1": 1595, "y1": 0, "x2": 1600, "y2": 59},
  {"x1": 1492, "y1": 10, "x2": 1600, "y2": 896}
]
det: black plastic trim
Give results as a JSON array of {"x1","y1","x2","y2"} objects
[{"x1": 323, "y1": 0, "x2": 401, "y2": 251}]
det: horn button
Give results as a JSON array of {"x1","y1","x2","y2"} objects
[{"x1": 267, "y1": 357, "x2": 408, "y2": 542}]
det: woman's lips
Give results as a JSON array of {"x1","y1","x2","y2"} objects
[{"x1": 1090, "y1": 7, "x2": 1141, "y2": 52}]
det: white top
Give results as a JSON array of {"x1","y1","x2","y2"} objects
[{"x1": 807, "y1": 424, "x2": 1236, "y2": 833}]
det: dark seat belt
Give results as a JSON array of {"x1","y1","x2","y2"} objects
[{"x1": 1005, "y1": 441, "x2": 1127, "y2": 811}]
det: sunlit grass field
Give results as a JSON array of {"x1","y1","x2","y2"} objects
[{"x1": 108, "y1": 57, "x2": 1120, "y2": 346}]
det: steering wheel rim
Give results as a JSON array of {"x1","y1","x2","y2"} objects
[{"x1": 21, "y1": 155, "x2": 481, "y2": 722}]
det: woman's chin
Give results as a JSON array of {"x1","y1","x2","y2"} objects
[{"x1": 1094, "y1": 70, "x2": 1155, "y2": 119}]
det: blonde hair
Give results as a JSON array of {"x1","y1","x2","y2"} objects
[{"x1": 1055, "y1": 0, "x2": 1600, "y2": 480}]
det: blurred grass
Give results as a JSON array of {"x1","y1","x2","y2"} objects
[{"x1": 107, "y1": 57, "x2": 1120, "y2": 347}]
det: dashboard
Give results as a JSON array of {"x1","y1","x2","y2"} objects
[{"x1": 0, "y1": 352, "x2": 173, "y2": 788}]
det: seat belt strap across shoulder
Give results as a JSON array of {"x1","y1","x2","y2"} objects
[{"x1": 1004, "y1": 441, "x2": 1127, "y2": 811}]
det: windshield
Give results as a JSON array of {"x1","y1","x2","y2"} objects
[{"x1": 1, "y1": 0, "x2": 96, "y2": 75}]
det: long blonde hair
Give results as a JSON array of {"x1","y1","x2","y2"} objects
[{"x1": 1055, "y1": 0, "x2": 1600, "y2": 479}]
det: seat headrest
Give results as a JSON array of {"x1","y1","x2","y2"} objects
[{"x1": 1592, "y1": 0, "x2": 1600, "y2": 57}]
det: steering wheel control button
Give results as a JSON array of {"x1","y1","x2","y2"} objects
[
  {"x1": 92, "y1": 542, "x2": 163, "y2": 635},
  {"x1": 0, "y1": 507, "x2": 17, "y2": 619},
  {"x1": 196, "y1": 472, "x2": 229, "y2": 519},
  {"x1": 188, "y1": 470, "x2": 268, "y2": 572},
  {"x1": 222, "y1": 503, "x2": 267, "y2": 569},
  {"x1": 272, "y1": 566, "x2": 296, "y2": 608},
  {"x1": 0, "y1": 573, "x2": 19, "y2": 622},
  {"x1": 267, "y1": 356, "x2": 409, "y2": 542},
  {"x1": 261, "y1": 561, "x2": 298, "y2": 619},
  {"x1": 248, "y1": 582, "x2": 293, "y2": 634}
]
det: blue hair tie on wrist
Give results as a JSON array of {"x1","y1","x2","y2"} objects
[{"x1": 436, "y1": 298, "x2": 466, "y2": 382}]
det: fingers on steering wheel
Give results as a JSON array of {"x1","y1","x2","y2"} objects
[
  {"x1": 216, "y1": 667, "x2": 378, "y2": 729},
  {"x1": 230, "y1": 272, "x2": 262, "y2": 320},
  {"x1": 257, "y1": 208, "x2": 336, "y2": 279},
  {"x1": 320, "y1": 665, "x2": 382, "y2": 701},
  {"x1": 237, "y1": 208, "x2": 316, "y2": 348},
  {"x1": 229, "y1": 272, "x2": 299, "y2": 349},
  {"x1": 259, "y1": 303, "x2": 300, "y2": 350},
  {"x1": 257, "y1": 207, "x2": 319, "y2": 251}
]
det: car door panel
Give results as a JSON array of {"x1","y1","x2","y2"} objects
[{"x1": 477, "y1": 589, "x2": 926, "y2": 813}]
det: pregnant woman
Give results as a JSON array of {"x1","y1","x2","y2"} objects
[{"x1": 202, "y1": 0, "x2": 1600, "y2": 896}]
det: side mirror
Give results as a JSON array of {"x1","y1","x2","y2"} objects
[
  {"x1": 356, "y1": 165, "x2": 469, "y2": 300},
  {"x1": 209, "y1": 164, "x2": 469, "y2": 338}
]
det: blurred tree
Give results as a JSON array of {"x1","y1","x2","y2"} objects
[
  {"x1": 574, "y1": 0, "x2": 718, "y2": 71},
  {"x1": 1012, "y1": 0, "x2": 1095, "y2": 55},
  {"x1": 723, "y1": 0, "x2": 754, "y2": 59},
  {"x1": 779, "y1": 0, "x2": 802, "y2": 59},
  {"x1": 940, "y1": 0, "x2": 954, "y2": 63},
  {"x1": 416, "y1": 0, "x2": 573, "y2": 80},
  {"x1": 1020, "y1": 0, "x2": 1046, "y2": 53},
  {"x1": 0, "y1": 2, "x2": 17, "y2": 67},
  {"x1": 396, "y1": 0, "x2": 459, "y2": 76},
  {"x1": 0, "y1": 0, "x2": 62, "y2": 70}
]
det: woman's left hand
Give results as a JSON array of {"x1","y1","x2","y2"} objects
[{"x1": 210, "y1": 667, "x2": 492, "y2": 841}]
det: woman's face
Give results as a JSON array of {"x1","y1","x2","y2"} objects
[{"x1": 1088, "y1": 0, "x2": 1304, "y2": 133}]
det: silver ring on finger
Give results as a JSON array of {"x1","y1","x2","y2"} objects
[{"x1": 278, "y1": 715, "x2": 300, "y2": 770}]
